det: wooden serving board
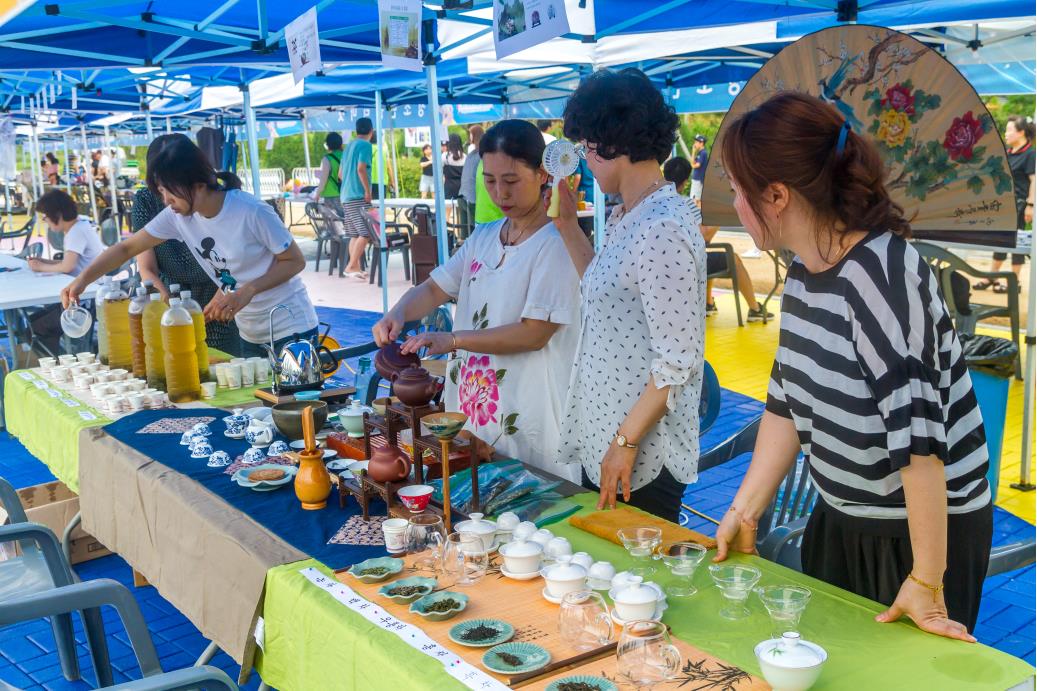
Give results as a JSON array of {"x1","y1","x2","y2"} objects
[
  {"x1": 253, "y1": 385, "x2": 355, "y2": 406},
  {"x1": 336, "y1": 552, "x2": 615, "y2": 687},
  {"x1": 524, "y1": 636, "x2": 770, "y2": 691}
]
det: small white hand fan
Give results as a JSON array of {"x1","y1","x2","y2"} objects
[{"x1": 543, "y1": 139, "x2": 580, "y2": 218}]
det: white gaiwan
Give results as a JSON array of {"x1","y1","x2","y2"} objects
[
  {"x1": 612, "y1": 576, "x2": 661, "y2": 622},
  {"x1": 495, "y1": 511, "x2": 520, "y2": 544},
  {"x1": 540, "y1": 555, "x2": 587, "y2": 599},
  {"x1": 455, "y1": 512, "x2": 498, "y2": 552},
  {"x1": 754, "y1": 632, "x2": 827, "y2": 691},
  {"x1": 499, "y1": 537, "x2": 543, "y2": 576}
]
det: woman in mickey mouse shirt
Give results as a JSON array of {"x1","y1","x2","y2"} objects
[{"x1": 62, "y1": 137, "x2": 318, "y2": 357}]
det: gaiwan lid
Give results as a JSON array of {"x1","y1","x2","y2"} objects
[
  {"x1": 341, "y1": 399, "x2": 373, "y2": 417},
  {"x1": 455, "y1": 512, "x2": 497, "y2": 536},
  {"x1": 541, "y1": 555, "x2": 586, "y2": 581},
  {"x1": 613, "y1": 576, "x2": 658, "y2": 605},
  {"x1": 755, "y1": 632, "x2": 827, "y2": 669},
  {"x1": 500, "y1": 538, "x2": 542, "y2": 558}
]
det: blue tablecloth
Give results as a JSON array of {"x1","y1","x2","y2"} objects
[{"x1": 103, "y1": 408, "x2": 386, "y2": 569}]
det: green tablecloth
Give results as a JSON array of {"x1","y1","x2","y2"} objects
[
  {"x1": 205, "y1": 383, "x2": 266, "y2": 409},
  {"x1": 4, "y1": 370, "x2": 110, "y2": 492},
  {"x1": 255, "y1": 493, "x2": 1033, "y2": 690}
]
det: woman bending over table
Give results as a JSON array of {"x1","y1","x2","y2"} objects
[
  {"x1": 712, "y1": 93, "x2": 992, "y2": 640},
  {"x1": 61, "y1": 137, "x2": 318, "y2": 358},
  {"x1": 552, "y1": 68, "x2": 707, "y2": 522},
  {"x1": 372, "y1": 119, "x2": 582, "y2": 482}
]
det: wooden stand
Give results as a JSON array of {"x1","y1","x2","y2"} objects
[
  {"x1": 253, "y1": 385, "x2": 355, "y2": 406},
  {"x1": 362, "y1": 401, "x2": 443, "y2": 484}
]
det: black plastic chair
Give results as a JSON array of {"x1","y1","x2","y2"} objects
[
  {"x1": 0, "y1": 208, "x2": 35, "y2": 256},
  {"x1": 914, "y1": 241, "x2": 1021, "y2": 379},
  {"x1": 705, "y1": 242, "x2": 744, "y2": 327},
  {"x1": 304, "y1": 202, "x2": 346, "y2": 276},
  {"x1": 363, "y1": 211, "x2": 411, "y2": 287}
]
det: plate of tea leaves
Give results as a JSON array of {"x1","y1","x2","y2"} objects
[
  {"x1": 448, "y1": 619, "x2": 515, "y2": 647},
  {"x1": 482, "y1": 641, "x2": 550, "y2": 674}
]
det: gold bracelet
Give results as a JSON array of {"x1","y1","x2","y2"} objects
[
  {"x1": 908, "y1": 572, "x2": 945, "y2": 603},
  {"x1": 450, "y1": 333, "x2": 458, "y2": 351}
]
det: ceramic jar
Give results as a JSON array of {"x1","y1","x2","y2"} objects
[{"x1": 295, "y1": 447, "x2": 331, "y2": 510}]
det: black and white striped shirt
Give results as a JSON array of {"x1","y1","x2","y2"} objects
[{"x1": 767, "y1": 232, "x2": 990, "y2": 520}]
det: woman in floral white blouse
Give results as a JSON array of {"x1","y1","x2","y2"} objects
[
  {"x1": 554, "y1": 69, "x2": 707, "y2": 521},
  {"x1": 372, "y1": 120, "x2": 582, "y2": 482}
]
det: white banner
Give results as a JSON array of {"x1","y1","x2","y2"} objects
[
  {"x1": 378, "y1": 0, "x2": 423, "y2": 72},
  {"x1": 285, "y1": 7, "x2": 322, "y2": 84},
  {"x1": 493, "y1": 0, "x2": 569, "y2": 60},
  {"x1": 404, "y1": 126, "x2": 431, "y2": 148},
  {"x1": 300, "y1": 568, "x2": 509, "y2": 690}
]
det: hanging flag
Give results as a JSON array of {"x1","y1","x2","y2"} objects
[
  {"x1": 493, "y1": 0, "x2": 569, "y2": 60},
  {"x1": 285, "y1": 7, "x2": 322, "y2": 84},
  {"x1": 377, "y1": 0, "x2": 422, "y2": 72}
]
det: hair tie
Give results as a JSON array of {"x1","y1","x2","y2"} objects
[{"x1": 835, "y1": 121, "x2": 852, "y2": 157}]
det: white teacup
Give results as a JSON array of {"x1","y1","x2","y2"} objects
[
  {"x1": 51, "y1": 366, "x2": 71, "y2": 382},
  {"x1": 103, "y1": 395, "x2": 123, "y2": 414},
  {"x1": 73, "y1": 374, "x2": 93, "y2": 389},
  {"x1": 212, "y1": 363, "x2": 228, "y2": 388},
  {"x1": 225, "y1": 363, "x2": 242, "y2": 389},
  {"x1": 75, "y1": 352, "x2": 95, "y2": 364},
  {"x1": 111, "y1": 382, "x2": 129, "y2": 394},
  {"x1": 58, "y1": 355, "x2": 77, "y2": 366},
  {"x1": 147, "y1": 391, "x2": 166, "y2": 408},
  {"x1": 127, "y1": 393, "x2": 147, "y2": 410},
  {"x1": 90, "y1": 383, "x2": 112, "y2": 398},
  {"x1": 127, "y1": 379, "x2": 146, "y2": 392},
  {"x1": 38, "y1": 357, "x2": 57, "y2": 371},
  {"x1": 200, "y1": 382, "x2": 217, "y2": 399},
  {"x1": 240, "y1": 363, "x2": 255, "y2": 387},
  {"x1": 108, "y1": 369, "x2": 128, "y2": 381}
]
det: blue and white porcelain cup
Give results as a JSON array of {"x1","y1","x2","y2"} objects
[
  {"x1": 207, "y1": 450, "x2": 232, "y2": 468},
  {"x1": 190, "y1": 441, "x2": 214, "y2": 458},
  {"x1": 191, "y1": 422, "x2": 213, "y2": 437},
  {"x1": 241, "y1": 448, "x2": 267, "y2": 465},
  {"x1": 267, "y1": 440, "x2": 290, "y2": 457}
]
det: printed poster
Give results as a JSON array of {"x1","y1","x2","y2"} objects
[
  {"x1": 378, "y1": 0, "x2": 423, "y2": 72},
  {"x1": 285, "y1": 7, "x2": 322, "y2": 84},
  {"x1": 493, "y1": 0, "x2": 569, "y2": 60},
  {"x1": 404, "y1": 127, "x2": 431, "y2": 148}
]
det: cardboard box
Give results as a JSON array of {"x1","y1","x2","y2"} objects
[{"x1": 0, "y1": 480, "x2": 112, "y2": 564}]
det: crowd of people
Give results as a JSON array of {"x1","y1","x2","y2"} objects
[{"x1": 21, "y1": 64, "x2": 1031, "y2": 650}]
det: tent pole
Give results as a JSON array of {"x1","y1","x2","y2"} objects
[
  {"x1": 425, "y1": 62, "x2": 448, "y2": 263},
  {"x1": 166, "y1": 117, "x2": 172, "y2": 135},
  {"x1": 31, "y1": 122, "x2": 44, "y2": 201},
  {"x1": 301, "y1": 112, "x2": 313, "y2": 183},
  {"x1": 144, "y1": 105, "x2": 154, "y2": 142},
  {"x1": 103, "y1": 124, "x2": 119, "y2": 232},
  {"x1": 388, "y1": 108, "x2": 400, "y2": 198},
  {"x1": 243, "y1": 86, "x2": 263, "y2": 199},
  {"x1": 79, "y1": 122, "x2": 98, "y2": 226},
  {"x1": 1014, "y1": 237, "x2": 1036, "y2": 490},
  {"x1": 375, "y1": 90, "x2": 389, "y2": 314},
  {"x1": 62, "y1": 135, "x2": 71, "y2": 194}
]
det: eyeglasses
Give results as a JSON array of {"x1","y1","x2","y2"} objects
[{"x1": 574, "y1": 143, "x2": 588, "y2": 160}]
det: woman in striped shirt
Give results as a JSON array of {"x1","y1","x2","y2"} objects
[{"x1": 713, "y1": 93, "x2": 992, "y2": 640}]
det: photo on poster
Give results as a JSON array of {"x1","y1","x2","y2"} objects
[
  {"x1": 285, "y1": 7, "x2": 322, "y2": 84},
  {"x1": 494, "y1": 0, "x2": 569, "y2": 59},
  {"x1": 378, "y1": 0, "x2": 423, "y2": 72}
]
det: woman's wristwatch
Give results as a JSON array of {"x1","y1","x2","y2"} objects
[{"x1": 614, "y1": 434, "x2": 638, "y2": 449}]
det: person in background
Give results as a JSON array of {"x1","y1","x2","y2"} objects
[
  {"x1": 98, "y1": 149, "x2": 112, "y2": 186},
  {"x1": 538, "y1": 119, "x2": 556, "y2": 145},
  {"x1": 443, "y1": 133, "x2": 467, "y2": 228},
  {"x1": 419, "y1": 144, "x2": 435, "y2": 199},
  {"x1": 457, "y1": 125, "x2": 485, "y2": 239},
  {"x1": 27, "y1": 189, "x2": 105, "y2": 354},
  {"x1": 44, "y1": 153, "x2": 60, "y2": 185},
  {"x1": 663, "y1": 156, "x2": 773, "y2": 322},
  {"x1": 976, "y1": 116, "x2": 1034, "y2": 293},
  {"x1": 712, "y1": 92, "x2": 991, "y2": 641},
  {"x1": 690, "y1": 134, "x2": 708, "y2": 200},
  {"x1": 62, "y1": 137, "x2": 318, "y2": 358},
  {"x1": 372, "y1": 120, "x2": 582, "y2": 482},
  {"x1": 554, "y1": 68, "x2": 706, "y2": 521},
  {"x1": 132, "y1": 133, "x2": 240, "y2": 352},
  {"x1": 312, "y1": 131, "x2": 347, "y2": 238},
  {"x1": 474, "y1": 156, "x2": 505, "y2": 225},
  {"x1": 370, "y1": 131, "x2": 397, "y2": 198},
  {"x1": 339, "y1": 117, "x2": 376, "y2": 279},
  {"x1": 572, "y1": 151, "x2": 596, "y2": 236}
]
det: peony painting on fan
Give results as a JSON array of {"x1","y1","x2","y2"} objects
[{"x1": 702, "y1": 26, "x2": 1017, "y2": 233}]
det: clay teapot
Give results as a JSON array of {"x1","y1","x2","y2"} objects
[
  {"x1": 393, "y1": 366, "x2": 441, "y2": 408},
  {"x1": 367, "y1": 443, "x2": 412, "y2": 483},
  {"x1": 374, "y1": 342, "x2": 421, "y2": 382}
]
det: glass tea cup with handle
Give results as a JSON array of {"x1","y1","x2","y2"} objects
[
  {"x1": 60, "y1": 299, "x2": 93, "y2": 339},
  {"x1": 442, "y1": 532, "x2": 488, "y2": 586},
  {"x1": 559, "y1": 589, "x2": 614, "y2": 652},
  {"x1": 617, "y1": 620, "x2": 682, "y2": 688},
  {"x1": 406, "y1": 514, "x2": 447, "y2": 572}
]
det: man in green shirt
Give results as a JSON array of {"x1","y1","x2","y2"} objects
[{"x1": 474, "y1": 159, "x2": 504, "y2": 224}]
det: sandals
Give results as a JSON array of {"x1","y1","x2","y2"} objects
[
  {"x1": 973, "y1": 278, "x2": 999, "y2": 291},
  {"x1": 992, "y1": 282, "x2": 1020, "y2": 294}
]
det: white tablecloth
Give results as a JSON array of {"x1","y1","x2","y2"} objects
[{"x1": 0, "y1": 255, "x2": 98, "y2": 310}]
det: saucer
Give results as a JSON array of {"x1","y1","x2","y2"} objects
[
  {"x1": 541, "y1": 587, "x2": 572, "y2": 605},
  {"x1": 500, "y1": 566, "x2": 541, "y2": 581},
  {"x1": 609, "y1": 603, "x2": 667, "y2": 626},
  {"x1": 224, "y1": 430, "x2": 246, "y2": 439}
]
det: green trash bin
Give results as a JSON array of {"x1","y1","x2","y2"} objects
[{"x1": 960, "y1": 334, "x2": 1018, "y2": 502}]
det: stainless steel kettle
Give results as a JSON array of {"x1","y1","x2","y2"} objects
[{"x1": 260, "y1": 305, "x2": 337, "y2": 393}]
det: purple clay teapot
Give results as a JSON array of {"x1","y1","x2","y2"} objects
[
  {"x1": 367, "y1": 443, "x2": 412, "y2": 483},
  {"x1": 374, "y1": 342, "x2": 421, "y2": 382},
  {"x1": 392, "y1": 366, "x2": 442, "y2": 408}
]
